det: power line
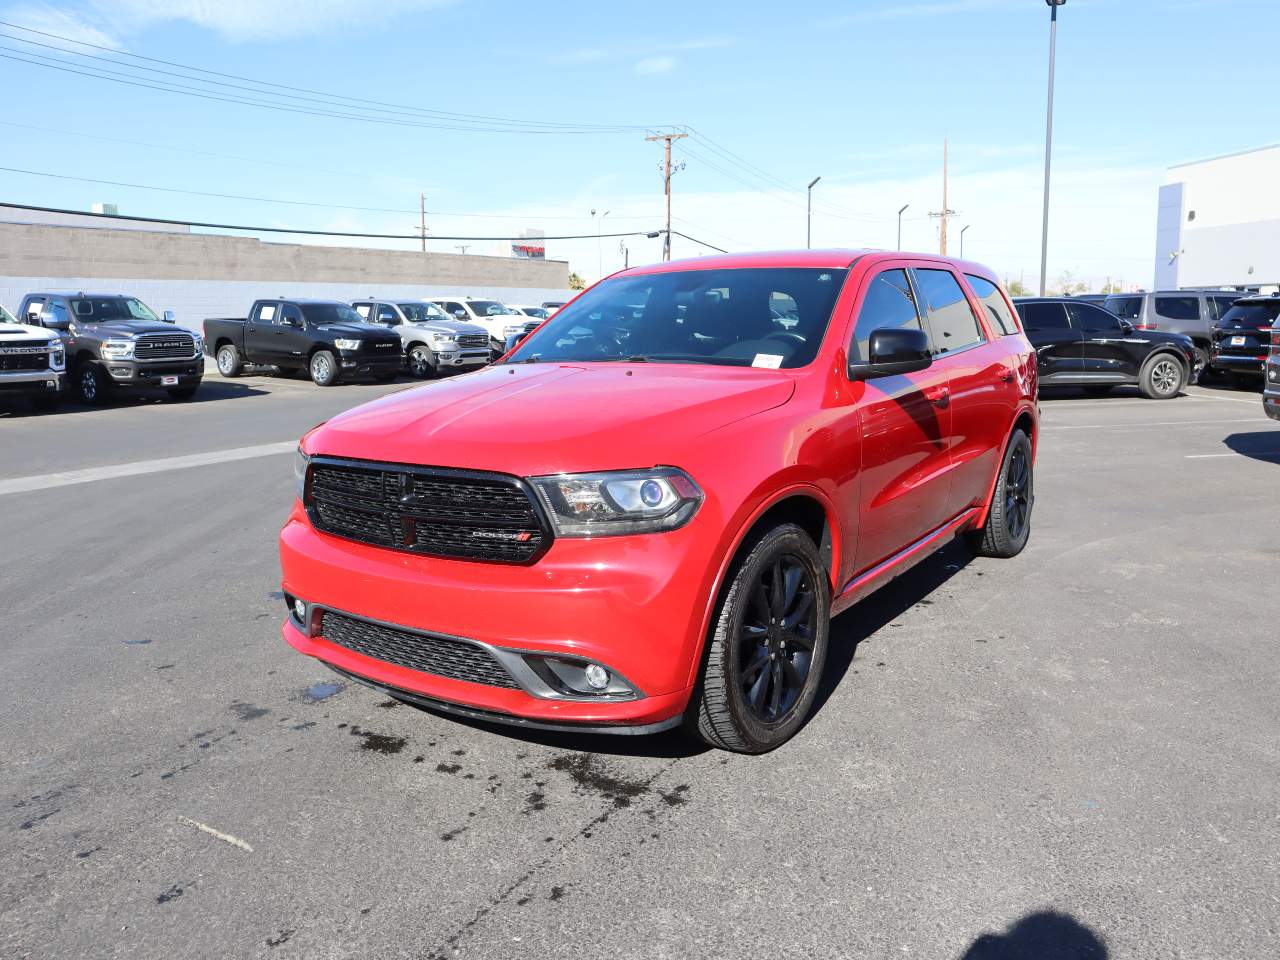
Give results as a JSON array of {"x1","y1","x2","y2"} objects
[{"x1": 0, "y1": 200, "x2": 681, "y2": 244}]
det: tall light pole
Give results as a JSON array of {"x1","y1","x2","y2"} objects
[
  {"x1": 592, "y1": 208, "x2": 610, "y2": 279},
  {"x1": 806, "y1": 176, "x2": 821, "y2": 249},
  {"x1": 897, "y1": 203, "x2": 909, "y2": 250},
  {"x1": 1039, "y1": 0, "x2": 1066, "y2": 295},
  {"x1": 960, "y1": 224, "x2": 971, "y2": 259}
]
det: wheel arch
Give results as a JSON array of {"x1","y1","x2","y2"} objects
[
  {"x1": 685, "y1": 484, "x2": 842, "y2": 690},
  {"x1": 1145, "y1": 347, "x2": 1190, "y2": 378},
  {"x1": 973, "y1": 406, "x2": 1038, "y2": 529}
]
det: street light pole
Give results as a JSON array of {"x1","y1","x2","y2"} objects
[
  {"x1": 960, "y1": 224, "x2": 970, "y2": 259},
  {"x1": 897, "y1": 203, "x2": 909, "y2": 250},
  {"x1": 806, "y1": 176, "x2": 821, "y2": 249},
  {"x1": 1039, "y1": 0, "x2": 1066, "y2": 296}
]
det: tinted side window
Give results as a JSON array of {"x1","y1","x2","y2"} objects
[
  {"x1": 1104, "y1": 296, "x2": 1143, "y2": 320},
  {"x1": 280, "y1": 304, "x2": 304, "y2": 326},
  {"x1": 1208, "y1": 296, "x2": 1237, "y2": 321},
  {"x1": 253, "y1": 302, "x2": 278, "y2": 324},
  {"x1": 24, "y1": 297, "x2": 46, "y2": 322},
  {"x1": 913, "y1": 268, "x2": 985, "y2": 353},
  {"x1": 46, "y1": 300, "x2": 71, "y2": 327},
  {"x1": 849, "y1": 269, "x2": 922, "y2": 362},
  {"x1": 1017, "y1": 301, "x2": 1070, "y2": 331},
  {"x1": 375, "y1": 303, "x2": 400, "y2": 324},
  {"x1": 353, "y1": 303, "x2": 371, "y2": 319},
  {"x1": 965, "y1": 274, "x2": 1019, "y2": 336},
  {"x1": 1154, "y1": 296, "x2": 1200, "y2": 321},
  {"x1": 1067, "y1": 303, "x2": 1122, "y2": 333}
]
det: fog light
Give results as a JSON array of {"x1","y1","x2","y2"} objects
[
  {"x1": 584, "y1": 663, "x2": 610, "y2": 690},
  {"x1": 293, "y1": 598, "x2": 306, "y2": 620}
]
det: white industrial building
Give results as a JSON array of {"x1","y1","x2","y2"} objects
[{"x1": 1154, "y1": 144, "x2": 1280, "y2": 290}]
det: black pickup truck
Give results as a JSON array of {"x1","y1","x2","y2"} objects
[
  {"x1": 17, "y1": 292, "x2": 202, "y2": 404},
  {"x1": 204, "y1": 299, "x2": 403, "y2": 386}
]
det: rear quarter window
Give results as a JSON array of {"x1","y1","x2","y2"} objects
[
  {"x1": 1104, "y1": 296, "x2": 1143, "y2": 320},
  {"x1": 965, "y1": 275, "x2": 1020, "y2": 336},
  {"x1": 1154, "y1": 296, "x2": 1201, "y2": 321},
  {"x1": 913, "y1": 268, "x2": 986, "y2": 353}
]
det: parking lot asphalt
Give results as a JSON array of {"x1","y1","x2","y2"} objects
[{"x1": 2, "y1": 373, "x2": 1278, "y2": 959}]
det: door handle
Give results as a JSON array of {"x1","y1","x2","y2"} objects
[{"x1": 924, "y1": 385, "x2": 950, "y2": 407}]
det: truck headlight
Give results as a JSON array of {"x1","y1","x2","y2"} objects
[
  {"x1": 101, "y1": 338, "x2": 135, "y2": 360},
  {"x1": 49, "y1": 345, "x2": 65, "y2": 369},
  {"x1": 428, "y1": 333, "x2": 455, "y2": 347},
  {"x1": 333, "y1": 338, "x2": 362, "y2": 351},
  {"x1": 530, "y1": 468, "x2": 702, "y2": 537},
  {"x1": 294, "y1": 447, "x2": 310, "y2": 500},
  {"x1": 192, "y1": 335, "x2": 204, "y2": 355}
]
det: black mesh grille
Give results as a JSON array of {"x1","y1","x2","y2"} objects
[
  {"x1": 135, "y1": 334, "x2": 195, "y2": 359},
  {"x1": 320, "y1": 611, "x2": 518, "y2": 688},
  {"x1": 0, "y1": 352, "x2": 47, "y2": 371},
  {"x1": 308, "y1": 459, "x2": 549, "y2": 563}
]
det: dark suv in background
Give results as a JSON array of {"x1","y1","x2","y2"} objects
[
  {"x1": 1208, "y1": 294, "x2": 1279, "y2": 386},
  {"x1": 1016, "y1": 297, "x2": 1199, "y2": 399}
]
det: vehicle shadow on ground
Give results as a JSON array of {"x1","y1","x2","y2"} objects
[
  {"x1": 811, "y1": 538, "x2": 973, "y2": 721},
  {"x1": 1223, "y1": 431, "x2": 1280, "y2": 464},
  {"x1": 0, "y1": 378, "x2": 271, "y2": 417},
  {"x1": 959, "y1": 909, "x2": 1108, "y2": 959},
  {"x1": 1036, "y1": 386, "x2": 1146, "y2": 401}
]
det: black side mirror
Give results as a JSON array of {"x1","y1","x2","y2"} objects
[
  {"x1": 26, "y1": 311, "x2": 41, "y2": 325},
  {"x1": 1118, "y1": 319, "x2": 1134, "y2": 334},
  {"x1": 163, "y1": 310, "x2": 176, "y2": 324},
  {"x1": 848, "y1": 327, "x2": 932, "y2": 380},
  {"x1": 283, "y1": 317, "x2": 301, "y2": 328},
  {"x1": 504, "y1": 333, "x2": 527, "y2": 354}
]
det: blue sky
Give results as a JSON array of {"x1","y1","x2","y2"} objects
[{"x1": 0, "y1": 0, "x2": 1275, "y2": 289}]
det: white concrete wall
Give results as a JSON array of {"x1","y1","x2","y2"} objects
[
  {"x1": 1158, "y1": 144, "x2": 1280, "y2": 288},
  {"x1": 0, "y1": 277, "x2": 572, "y2": 335}
]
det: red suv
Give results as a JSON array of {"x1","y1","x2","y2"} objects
[{"x1": 280, "y1": 251, "x2": 1038, "y2": 753}]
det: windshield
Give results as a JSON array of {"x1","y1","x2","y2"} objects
[
  {"x1": 1102, "y1": 296, "x2": 1143, "y2": 320},
  {"x1": 0, "y1": 304, "x2": 18, "y2": 325},
  {"x1": 469, "y1": 300, "x2": 516, "y2": 316},
  {"x1": 506, "y1": 267, "x2": 848, "y2": 368},
  {"x1": 301, "y1": 303, "x2": 365, "y2": 326},
  {"x1": 70, "y1": 296, "x2": 160, "y2": 322},
  {"x1": 519, "y1": 307, "x2": 549, "y2": 319},
  {"x1": 1219, "y1": 303, "x2": 1280, "y2": 327},
  {"x1": 399, "y1": 302, "x2": 451, "y2": 323}
]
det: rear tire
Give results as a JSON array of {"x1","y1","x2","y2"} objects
[
  {"x1": 968, "y1": 429, "x2": 1034, "y2": 559},
  {"x1": 309, "y1": 350, "x2": 338, "y2": 386},
  {"x1": 687, "y1": 523, "x2": 830, "y2": 754},
  {"x1": 76, "y1": 361, "x2": 111, "y2": 406},
  {"x1": 215, "y1": 344, "x2": 242, "y2": 378},
  {"x1": 1139, "y1": 352, "x2": 1184, "y2": 399}
]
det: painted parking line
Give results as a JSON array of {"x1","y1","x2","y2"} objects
[
  {"x1": 0, "y1": 441, "x2": 296, "y2": 497},
  {"x1": 1052, "y1": 418, "x2": 1266, "y2": 431},
  {"x1": 1185, "y1": 452, "x2": 1280, "y2": 460},
  {"x1": 1182, "y1": 391, "x2": 1266, "y2": 405}
]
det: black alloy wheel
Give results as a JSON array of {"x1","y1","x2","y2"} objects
[
  {"x1": 77, "y1": 362, "x2": 110, "y2": 405},
  {"x1": 969, "y1": 428, "x2": 1034, "y2": 558},
  {"x1": 689, "y1": 523, "x2": 830, "y2": 753}
]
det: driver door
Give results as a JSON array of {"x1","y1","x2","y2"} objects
[{"x1": 842, "y1": 267, "x2": 956, "y2": 578}]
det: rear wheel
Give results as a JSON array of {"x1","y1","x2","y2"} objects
[
  {"x1": 76, "y1": 361, "x2": 111, "y2": 405},
  {"x1": 408, "y1": 344, "x2": 437, "y2": 379},
  {"x1": 687, "y1": 523, "x2": 830, "y2": 754},
  {"x1": 969, "y1": 429, "x2": 1034, "y2": 559},
  {"x1": 1139, "y1": 353, "x2": 1184, "y2": 399},
  {"x1": 309, "y1": 350, "x2": 338, "y2": 386},
  {"x1": 215, "y1": 344, "x2": 242, "y2": 378}
]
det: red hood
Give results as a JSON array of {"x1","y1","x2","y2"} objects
[{"x1": 306, "y1": 362, "x2": 795, "y2": 475}]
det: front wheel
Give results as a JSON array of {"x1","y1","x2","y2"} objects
[
  {"x1": 968, "y1": 428, "x2": 1033, "y2": 558},
  {"x1": 1139, "y1": 353, "x2": 1185, "y2": 399},
  {"x1": 407, "y1": 345, "x2": 437, "y2": 379},
  {"x1": 687, "y1": 523, "x2": 830, "y2": 754},
  {"x1": 309, "y1": 350, "x2": 338, "y2": 387}
]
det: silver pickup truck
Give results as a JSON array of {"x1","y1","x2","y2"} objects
[
  {"x1": 0, "y1": 303, "x2": 65, "y2": 410},
  {"x1": 352, "y1": 299, "x2": 490, "y2": 378}
]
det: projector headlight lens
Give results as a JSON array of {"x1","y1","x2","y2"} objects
[{"x1": 530, "y1": 468, "x2": 702, "y2": 537}]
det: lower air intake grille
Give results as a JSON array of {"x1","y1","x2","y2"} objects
[{"x1": 320, "y1": 611, "x2": 518, "y2": 689}]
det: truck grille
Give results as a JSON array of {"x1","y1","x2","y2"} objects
[
  {"x1": 135, "y1": 333, "x2": 196, "y2": 360},
  {"x1": 306, "y1": 458, "x2": 550, "y2": 563},
  {"x1": 320, "y1": 610, "x2": 518, "y2": 689},
  {"x1": 0, "y1": 349, "x2": 47, "y2": 371},
  {"x1": 457, "y1": 333, "x2": 489, "y2": 348}
]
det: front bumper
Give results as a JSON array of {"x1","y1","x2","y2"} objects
[
  {"x1": 278, "y1": 502, "x2": 718, "y2": 730},
  {"x1": 338, "y1": 350, "x2": 402, "y2": 376},
  {"x1": 103, "y1": 358, "x2": 203, "y2": 387},
  {"x1": 0, "y1": 368, "x2": 64, "y2": 395},
  {"x1": 431, "y1": 348, "x2": 490, "y2": 368}
]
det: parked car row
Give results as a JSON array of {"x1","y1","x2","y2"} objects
[{"x1": 0, "y1": 290, "x2": 567, "y2": 407}]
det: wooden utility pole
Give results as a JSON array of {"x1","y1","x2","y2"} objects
[
  {"x1": 929, "y1": 138, "x2": 956, "y2": 255},
  {"x1": 646, "y1": 131, "x2": 688, "y2": 260},
  {"x1": 419, "y1": 192, "x2": 427, "y2": 253}
]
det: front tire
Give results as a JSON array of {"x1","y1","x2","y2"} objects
[
  {"x1": 215, "y1": 344, "x2": 242, "y2": 378},
  {"x1": 309, "y1": 350, "x2": 338, "y2": 386},
  {"x1": 969, "y1": 429, "x2": 1033, "y2": 558},
  {"x1": 688, "y1": 523, "x2": 830, "y2": 754},
  {"x1": 407, "y1": 344, "x2": 437, "y2": 379},
  {"x1": 76, "y1": 361, "x2": 111, "y2": 405},
  {"x1": 1139, "y1": 352, "x2": 1184, "y2": 399}
]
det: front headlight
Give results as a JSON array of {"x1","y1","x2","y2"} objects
[
  {"x1": 333, "y1": 338, "x2": 362, "y2": 351},
  {"x1": 530, "y1": 468, "x2": 703, "y2": 537},
  {"x1": 101, "y1": 338, "x2": 135, "y2": 360},
  {"x1": 428, "y1": 332, "x2": 456, "y2": 347},
  {"x1": 192, "y1": 335, "x2": 204, "y2": 355},
  {"x1": 294, "y1": 447, "x2": 310, "y2": 500},
  {"x1": 49, "y1": 344, "x2": 65, "y2": 369}
]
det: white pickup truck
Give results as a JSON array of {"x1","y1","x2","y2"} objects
[
  {"x1": 0, "y1": 303, "x2": 65, "y2": 410},
  {"x1": 428, "y1": 297, "x2": 532, "y2": 351}
]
